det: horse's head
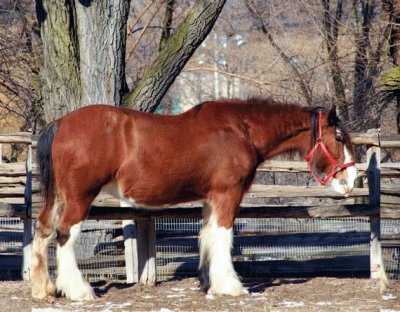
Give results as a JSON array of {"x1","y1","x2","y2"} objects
[{"x1": 305, "y1": 106, "x2": 357, "y2": 195}]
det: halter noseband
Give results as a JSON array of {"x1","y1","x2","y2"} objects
[{"x1": 305, "y1": 110, "x2": 355, "y2": 186}]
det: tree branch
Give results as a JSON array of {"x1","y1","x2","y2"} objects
[
  {"x1": 122, "y1": 0, "x2": 227, "y2": 112},
  {"x1": 126, "y1": 0, "x2": 164, "y2": 62},
  {"x1": 245, "y1": 0, "x2": 313, "y2": 106}
]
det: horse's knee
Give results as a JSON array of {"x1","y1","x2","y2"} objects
[
  {"x1": 56, "y1": 200, "x2": 90, "y2": 246},
  {"x1": 56, "y1": 227, "x2": 70, "y2": 247}
]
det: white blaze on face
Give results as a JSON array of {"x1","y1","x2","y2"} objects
[{"x1": 332, "y1": 145, "x2": 357, "y2": 195}]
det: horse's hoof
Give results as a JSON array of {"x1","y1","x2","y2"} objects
[
  {"x1": 32, "y1": 282, "x2": 56, "y2": 302},
  {"x1": 64, "y1": 285, "x2": 96, "y2": 301},
  {"x1": 207, "y1": 284, "x2": 249, "y2": 297},
  {"x1": 45, "y1": 294, "x2": 56, "y2": 303},
  {"x1": 60, "y1": 288, "x2": 96, "y2": 301}
]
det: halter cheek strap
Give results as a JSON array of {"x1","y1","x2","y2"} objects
[{"x1": 305, "y1": 111, "x2": 355, "y2": 186}]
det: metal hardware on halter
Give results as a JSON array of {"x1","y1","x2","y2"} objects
[{"x1": 305, "y1": 110, "x2": 355, "y2": 186}]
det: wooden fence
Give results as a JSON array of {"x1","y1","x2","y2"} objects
[{"x1": 0, "y1": 130, "x2": 399, "y2": 284}]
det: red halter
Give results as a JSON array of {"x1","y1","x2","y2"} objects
[{"x1": 305, "y1": 111, "x2": 355, "y2": 186}]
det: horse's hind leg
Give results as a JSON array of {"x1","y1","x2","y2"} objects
[
  {"x1": 55, "y1": 196, "x2": 95, "y2": 301},
  {"x1": 31, "y1": 199, "x2": 62, "y2": 301},
  {"x1": 199, "y1": 190, "x2": 248, "y2": 296}
]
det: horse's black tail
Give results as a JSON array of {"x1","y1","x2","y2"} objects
[{"x1": 36, "y1": 122, "x2": 58, "y2": 201}]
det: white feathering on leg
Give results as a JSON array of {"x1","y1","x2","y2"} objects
[
  {"x1": 199, "y1": 214, "x2": 248, "y2": 296},
  {"x1": 56, "y1": 222, "x2": 95, "y2": 301}
]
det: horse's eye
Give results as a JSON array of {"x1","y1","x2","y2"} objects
[{"x1": 335, "y1": 132, "x2": 344, "y2": 142}]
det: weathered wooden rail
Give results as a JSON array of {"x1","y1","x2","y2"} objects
[{"x1": 0, "y1": 130, "x2": 399, "y2": 284}]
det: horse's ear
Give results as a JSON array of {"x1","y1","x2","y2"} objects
[{"x1": 327, "y1": 105, "x2": 338, "y2": 126}]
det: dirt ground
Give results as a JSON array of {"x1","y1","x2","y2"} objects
[{"x1": 1, "y1": 277, "x2": 399, "y2": 312}]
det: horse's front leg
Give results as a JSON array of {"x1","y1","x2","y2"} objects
[{"x1": 199, "y1": 191, "x2": 248, "y2": 296}]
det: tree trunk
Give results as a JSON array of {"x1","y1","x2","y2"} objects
[
  {"x1": 36, "y1": 0, "x2": 81, "y2": 122},
  {"x1": 75, "y1": 0, "x2": 129, "y2": 105},
  {"x1": 37, "y1": 0, "x2": 130, "y2": 122},
  {"x1": 123, "y1": 0, "x2": 226, "y2": 112}
]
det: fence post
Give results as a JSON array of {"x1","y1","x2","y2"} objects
[
  {"x1": 122, "y1": 205, "x2": 156, "y2": 285},
  {"x1": 366, "y1": 143, "x2": 383, "y2": 281},
  {"x1": 123, "y1": 219, "x2": 138, "y2": 284},
  {"x1": 22, "y1": 144, "x2": 33, "y2": 281},
  {"x1": 136, "y1": 218, "x2": 156, "y2": 285}
]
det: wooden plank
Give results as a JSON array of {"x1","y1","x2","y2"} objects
[
  {"x1": 247, "y1": 185, "x2": 368, "y2": 198},
  {"x1": 381, "y1": 185, "x2": 400, "y2": 196},
  {"x1": 258, "y1": 160, "x2": 309, "y2": 173},
  {"x1": 0, "y1": 163, "x2": 26, "y2": 176},
  {"x1": 0, "y1": 176, "x2": 27, "y2": 184},
  {"x1": 0, "y1": 186, "x2": 26, "y2": 196},
  {"x1": 73, "y1": 203, "x2": 377, "y2": 221},
  {"x1": 380, "y1": 163, "x2": 400, "y2": 177},
  {"x1": 0, "y1": 132, "x2": 32, "y2": 144},
  {"x1": 382, "y1": 195, "x2": 400, "y2": 205},
  {"x1": 0, "y1": 163, "x2": 38, "y2": 177},
  {"x1": 17, "y1": 132, "x2": 400, "y2": 148},
  {"x1": 0, "y1": 185, "x2": 39, "y2": 196},
  {"x1": 380, "y1": 135, "x2": 400, "y2": 148},
  {"x1": 259, "y1": 160, "x2": 367, "y2": 174},
  {"x1": 350, "y1": 131, "x2": 380, "y2": 146},
  {"x1": 381, "y1": 205, "x2": 400, "y2": 219},
  {"x1": 91, "y1": 186, "x2": 368, "y2": 209}
]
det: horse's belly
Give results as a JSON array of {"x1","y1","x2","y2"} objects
[{"x1": 99, "y1": 182, "x2": 200, "y2": 208}]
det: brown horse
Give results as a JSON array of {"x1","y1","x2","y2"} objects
[{"x1": 31, "y1": 98, "x2": 357, "y2": 301}]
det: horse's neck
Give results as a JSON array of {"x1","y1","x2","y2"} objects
[{"x1": 246, "y1": 108, "x2": 311, "y2": 160}]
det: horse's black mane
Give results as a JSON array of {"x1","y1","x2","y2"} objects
[{"x1": 307, "y1": 106, "x2": 328, "y2": 145}]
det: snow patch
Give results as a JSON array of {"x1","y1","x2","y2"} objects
[
  {"x1": 280, "y1": 300, "x2": 305, "y2": 308},
  {"x1": 382, "y1": 293, "x2": 397, "y2": 301},
  {"x1": 166, "y1": 294, "x2": 185, "y2": 298},
  {"x1": 32, "y1": 309, "x2": 66, "y2": 312},
  {"x1": 206, "y1": 293, "x2": 215, "y2": 300},
  {"x1": 156, "y1": 309, "x2": 175, "y2": 312},
  {"x1": 142, "y1": 294, "x2": 155, "y2": 299}
]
